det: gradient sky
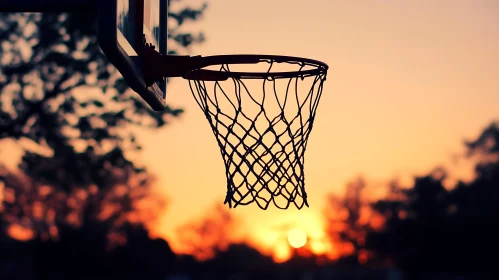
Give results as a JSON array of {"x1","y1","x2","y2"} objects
[{"x1": 138, "y1": 0, "x2": 499, "y2": 253}]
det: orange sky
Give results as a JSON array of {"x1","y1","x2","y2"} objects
[
  {"x1": 140, "y1": 0, "x2": 499, "y2": 254},
  {"x1": 1, "y1": 0, "x2": 498, "y2": 259}
]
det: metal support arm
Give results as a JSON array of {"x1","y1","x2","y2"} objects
[{"x1": 143, "y1": 46, "x2": 229, "y2": 83}]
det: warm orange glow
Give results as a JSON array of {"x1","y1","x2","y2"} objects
[
  {"x1": 0, "y1": 180, "x2": 4, "y2": 206},
  {"x1": 172, "y1": 204, "x2": 237, "y2": 261},
  {"x1": 7, "y1": 224, "x2": 35, "y2": 241},
  {"x1": 3, "y1": 187, "x2": 15, "y2": 204},
  {"x1": 309, "y1": 239, "x2": 329, "y2": 255},
  {"x1": 107, "y1": 231, "x2": 127, "y2": 248},
  {"x1": 273, "y1": 241, "x2": 291, "y2": 263},
  {"x1": 370, "y1": 213, "x2": 386, "y2": 230},
  {"x1": 287, "y1": 228, "x2": 307, "y2": 249},
  {"x1": 358, "y1": 249, "x2": 370, "y2": 265}
]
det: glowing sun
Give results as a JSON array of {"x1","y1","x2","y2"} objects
[{"x1": 287, "y1": 228, "x2": 307, "y2": 248}]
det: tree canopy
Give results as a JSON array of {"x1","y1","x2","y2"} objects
[
  {"x1": 0, "y1": 1, "x2": 206, "y2": 244},
  {"x1": 362, "y1": 122, "x2": 499, "y2": 273}
]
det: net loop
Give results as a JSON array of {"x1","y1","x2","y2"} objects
[{"x1": 186, "y1": 55, "x2": 328, "y2": 210}]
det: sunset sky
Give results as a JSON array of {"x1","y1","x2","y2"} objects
[
  {"x1": 138, "y1": 0, "x2": 499, "y2": 256},
  {"x1": 3, "y1": 0, "x2": 498, "y2": 261}
]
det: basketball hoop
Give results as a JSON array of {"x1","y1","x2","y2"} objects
[
  {"x1": 144, "y1": 49, "x2": 328, "y2": 209},
  {"x1": 0, "y1": 0, "x2": 329, "y2": 210}
]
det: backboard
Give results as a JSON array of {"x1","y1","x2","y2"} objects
[{"x1": 98, "y1": 0, "x2": 168, "y2": 111}]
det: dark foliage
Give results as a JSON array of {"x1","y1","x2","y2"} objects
[
  {"x1": 365, "y1": 122, "x2": 499, "y2": 276},
  {"x1": 0, "y1": 1, "x2": 206, "y2": 279}
]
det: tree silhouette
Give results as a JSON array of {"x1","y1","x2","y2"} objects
[
  {"x1": 462, "y1": 122, "x2": 499, "y2": 183},
  {"x1": 365, "y1": 169, "x2": 450, "y2": 271},
  {"x1": 0, "y1": 2, "x2": 205, "y2": 230},
  {"x1": 323, "y1": 177, "x2": 373, "y2": 266},
  {"x1": 365, "y1": 121, "x2": 499, "y2": 277},
  {"x1": 202, "y1": 243, "x2": 277, "y2": 279},
  {"x1": 0, "y1": 2, "x2": 207, "y2": 278},
  {"x1": 175, "y1": 204, "x2": 238, "y2": 261},
  {"x1": 447, "y1": 121, "x2": 499, "y2": 271}
]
